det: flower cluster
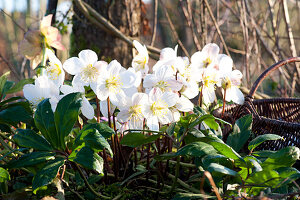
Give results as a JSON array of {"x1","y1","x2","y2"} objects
[{"x1": 23, "y1": 40, "x2": 244, "y2": 132}]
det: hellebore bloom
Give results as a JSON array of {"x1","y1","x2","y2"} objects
[
  {"x1": 60, "y1": 84, "x2": 95, "y2": 119},
  {"x1": 93, "y1": 60, "x2": 136, "y2": 107},
  {"x1": 190, "y1": 43, "x2": 219, "y2": 70},
  {"x1": 132, "y1": 40, "x2": 149, "y2": 76},
  {"x1": 23, "y1": 75, "x2": 60, "y2": 111},
  {"x1": 63, "y1": 49, "x2": 107, "y2": 90},
  {"x1": 142, "y1": 88, "x2": 179, "y2": 132},
  {"x1": 117, "y1": 93, "x2": 148, "y2": 130},
  {"x1": 19, "y1": 14, "x2": 65, "y2": 69},
  {"x1": 221, "y1": 70, "x2": 244, "y2": 105},
  {"x1": 143, "y1": 65, "x2": 182, "y2": 93},
  {"x1": 43, "y1": 48, "x2": 65, "y2": 86}
]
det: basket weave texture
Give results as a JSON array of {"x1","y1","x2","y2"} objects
[{"x1": 213, "y1": 57, "x2": 300, "y2": 151}]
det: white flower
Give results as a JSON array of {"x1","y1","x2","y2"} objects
[
  {"x1": 201, "y1": 68, "x2": 219, "y2": 105},
  {"x1": 23, "y1": 75, "x2": 60, "y2": 111},
  {"x1": 117, "y1": 93, "x2": 148, "y2": 130},
  {"x1": 43, "y1": 48, "x2": 65, "y2": 86},
  {"x1": 190, "y1": 43, "x2": 220, "y2": 70},
  {"x1": 132, "y1": 40, "x2": 149, "y2": 76},
  {"x1": 60, "y1": 84, "x2": 94, "y2": 119},
  {"x1": 100, "y1": 100, "x2": 116, "y2": 118},
  {"x1": 221, "y1": 70, "x2": 244, "y2": 105},
  {"x1": 142, "y1": 88, "x2": 179, "y2": 132},
  {"x1": 152, "y1": 45, "x2": 180, "y2": 73},
  {"x1": 143, "y1": 65, "x2": 182, "y2": 93},
  {"x1": 93, "y1": 60, "x2": 136, "y2": 107},
  {"x1": 170, "y1": 96, "x2": 194, "y2": 122},
  {"x1": 63, "y1": 49, "x2": 107, "y2": 90}
]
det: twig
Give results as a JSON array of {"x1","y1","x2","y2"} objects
[
  {"x1": 150, "y1": 0, "x2": 158, "y2": 46},
  {"x1": 0, "y1": 9, "x2": 26, "y2": 32},
  {"x1": 203, "y1": 0, "x2": 231, "y2": 59},
  {"x1": 0, "y1": 53, "x2": 21, "y2": 80},
  {"x1": 73, "y1": 0, "x2": 160, "y2": 57},
  {"x1": 200, "y1": 171, "x2": 222, "y2": 200},
  {"x1": 179, "y1": 0, "x2": 201, "y2": 50},
  {"x1": 282, "y1": 0, "x2": 300, "y2": 94},
  {"x1": 159, "y1": 0, "x2": 190, "y2": 59}
]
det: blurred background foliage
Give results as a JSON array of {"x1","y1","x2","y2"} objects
[{"x1": 0, "y1": 0, "x2": 299, "y2": 97}]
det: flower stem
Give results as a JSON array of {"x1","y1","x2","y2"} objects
[
  {"x1": 96, "y1": 98, "x2": 100, "y2": 123},
  {"x1": 107, "y1": 97, "x2": 117, "y2": 179},
  {"x1": 222, "y1": 88, "x2": 227, "y2": 118},
  {"x1": 198, "y1": 84, "x2": 203, "y2": 107}
]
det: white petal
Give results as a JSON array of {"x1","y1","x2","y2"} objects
[
  {"x1": 157, "y1": 109, "x2": 173, "y2": 124},
  {"x1": 143, "y1": 74, "x2": 157, "y2": 89},
  {"x1": 172, "y1": 110, "x2": 181, "y2": 122},
  {"x1": 155, "y1": 65, "x2": 173, "y2": 80},
  {"x1": 202, "y1": 43, "x2": 220, "y2": 58},
  {"x1": 120, "y1": 70, "x2": 136, "y2": 88},
  {"x1": 202, "y1": 86, "x2": 216, "y2": 104},
  {"x1": 81, "y1": 97, "x2": 94, "y2": 119},
  {"x1": 176, "y1": 96, "x2": 194, "y2": 112},
  {"x1": 107, "y1": 60, "x2": 122, "y2": 75},
  {"x1": 95, "y1": 83, "x2": 109, "y2": 101},
  {"x1": 49, "y1": 97, "x2": 59, "y2": 112},
  {"x1": 182, "y1": 82, "x2": 199, "y2": 99},
  {"x1": 225, "y1": 87, "x2": 244, "y2": 105},
  {"x1": 167, "y1": 79, "x2": 183, "y2": 91},
  {"x1": 63, "y1": 57, "x2": 84, "y2": 75},
  {"x1": 132, "y1": 93, "x2": 148, "y2": 106},
  {"x1": 146, "y1": 116, "x2": 159, "y2": 132},
  {"x1": 230, "y1": 70, "x2": 243, "y2": 86},
  {"x1": 218, "y1": 54, "x2": 233, "y2": 74},
  {"x1": 100, "y1": 100, "x2": 116, "y2": 118},
  {"x1": 78, "y1": 49, "x2": 98, "y2": 65},
  {"x1": 162, "y1": 92, "x2": 179, "y2": 107},
  {"x1": 133, "y1": 40, "x2": 147, "y2": 55},
  {"x1": 60, "y1": 85, "x2": 75, "y2": 94},
  {"x1": 109, "y1": 90, "x2": 127, "y2": 107},
  {"x1": 117, "y1": 110, "x2": 131, "y2": 123},
  {"x1": 160, "y1": 47, "x2": 176, "y2": 61},
  {"x1": 23, "y1": 84, "x2": 39, "y2": 101}
]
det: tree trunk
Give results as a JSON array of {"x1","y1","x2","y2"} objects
[{"x1": 71, "y1": 0, "x2": 141, "y2": 68}]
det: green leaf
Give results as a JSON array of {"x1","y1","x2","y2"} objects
[
  {"x1": 275, "y1": 167, "x2": 300, "y2": 186},
  {"x1": 81, "y1": 123, "x2": 115, "y2": 139},
  {"x1": 245, "y1": 169, "x2": 281, "y2": 187},
  {"x1": 166, "y1": 122, "x2": 176, "y2": 136},
  {"x1": 0, "y1": 167, "x2": 10, "y2": 182},
  {"x1": 120, "y1": 132, "x2": 160, "y2": 148},
  {"x1": 203, "y1": 117, "x2": 219, "y2": 130},
  {"x1": 202, "y1": 154, "x2": 233, "y2": 169},
  {"x1": 32, "y1": 157, "x2": 64, "y2": 192},
  {"x1": 54, "y1": 93, "x2": 82, "y2": 149},
  {"x1": 0, "y1": 72, "x2": 11, "y2": 99},
  {"x1": 0, "y1": 105, "x2": 33, "y2": 126},
  {"x1": 248, "y1": 134, "x2": 283, "y2": 152},
  {"x1": 0, "y1": 97, "x2": 22, "y2": 107},
  {"x1": 34, "y1": 99, "x2": 58, "y2": 149},
  {"x1": 261, "y1": 146, "x2": 300, "y2": 170},
  {"x1": 6, "y1": 78, "x2": 34, "y2": 94},
  {"x1": 75, "y1": 128, "x2": 112, "y2": 156},
  {"x1": 226, "y1": 114, "x2": 252, "y2": 152},
  {"x1": 207, "y1": 163, "x2": 238, "y2": 176},
  {"x1": 7, "y1": 152, "x2": 55, "y2": 169},
  {"x1": 13, "y1": 129, "x2": 52, "y2": 151},
  {"x1": 209, "y1": 140, "x2": 243, "y2": 161},
  {"x1": 69, "y1": 146, "x2": 103, "y2": 174},
  {"x1": 188, "y1": 114, "x2": 216, "y2": 130},
  {"x1": 176, "y1": 142, "x2": 217, "y2": 157}
]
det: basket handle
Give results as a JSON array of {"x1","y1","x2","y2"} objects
[{"x1": 248, "y1": 57, "x2": 300, "y2": 98}]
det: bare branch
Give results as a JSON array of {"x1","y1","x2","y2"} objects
[
  {"x1": 150, "y1": 0, "x2": 158, "y2": 46},
  {"x1": 203, "y1": 0, "x2": 231, "y2": 59},
  {"x1": 159, "y1": 0, "x2": 190, "y2": 58}
]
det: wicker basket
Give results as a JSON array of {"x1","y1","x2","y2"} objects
[{"x1": 213, "y1": 57, "x2": 300, "y2": 151}]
